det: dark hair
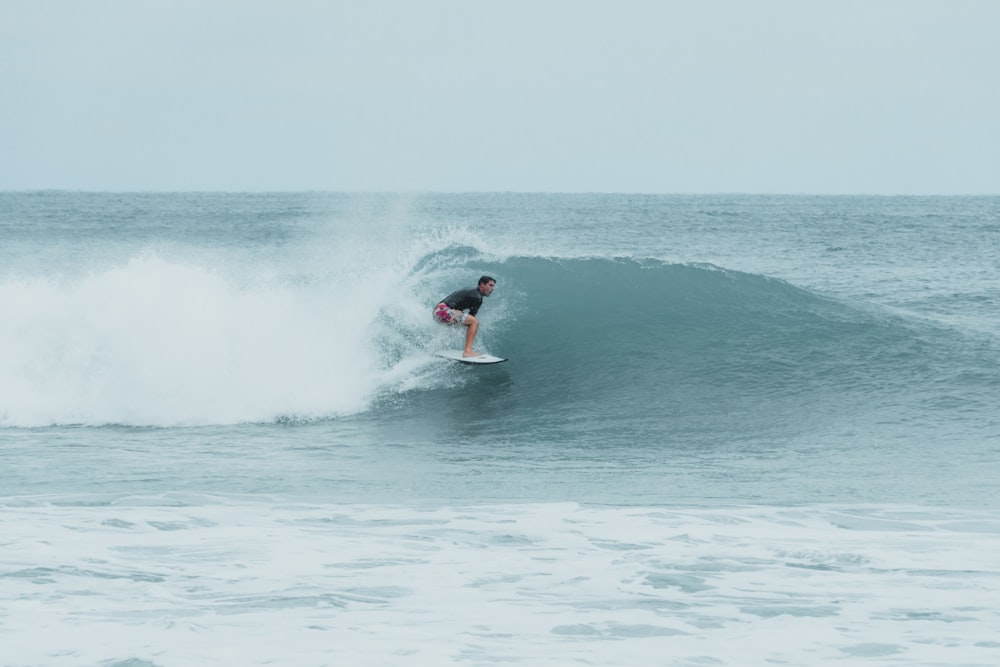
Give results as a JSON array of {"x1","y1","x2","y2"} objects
[{"x1": 478, "y1": 275, "x2": 496, "y2": 286}]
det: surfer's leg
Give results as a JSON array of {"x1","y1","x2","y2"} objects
[{"x1": 462, "y1": 315, "x2": 479, "y2": 357}]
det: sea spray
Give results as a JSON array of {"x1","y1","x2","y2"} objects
[{"x1": 1, "y1": 255, "x2": 383, "y2": 425}]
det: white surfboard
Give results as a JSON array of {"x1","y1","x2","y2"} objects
[{"x1": 436, "y1": 350, "x2": 508, "y2": 365}]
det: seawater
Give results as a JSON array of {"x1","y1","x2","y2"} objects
[{"x1": 2, "y1": 193, "x2": 999, "y2": 665}]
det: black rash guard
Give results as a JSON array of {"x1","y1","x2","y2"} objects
[{"x1": 440, "y1": 288, "x2": 483, "y2": 316}]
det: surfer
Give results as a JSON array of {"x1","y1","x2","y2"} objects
[{"x1": 433, "y1": 276, "x2": 496, "y2": 357}]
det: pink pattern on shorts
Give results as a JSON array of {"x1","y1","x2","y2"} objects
[{"x1": 434, "y1": 303, "x2": 457, "y2": 324}]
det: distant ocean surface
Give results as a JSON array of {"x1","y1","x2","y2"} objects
[{"x1": 3, "y1": 192, "x2": 999, "y2": 666}]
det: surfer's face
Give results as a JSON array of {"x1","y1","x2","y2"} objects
[{"x1": 479, "y1": 280, "x2": 496, "y2": 297}]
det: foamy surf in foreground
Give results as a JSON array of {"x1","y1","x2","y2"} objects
[{"x1": 3, "y1": 500, "x2": 998, "y2": 666}]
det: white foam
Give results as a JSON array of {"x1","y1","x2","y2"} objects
[
  {"x1": 3, "y1": 501, "x2": 999, "y2": 666},
  {"x1": 0, "y1": 253, "x2": 445, "y2": 426}
]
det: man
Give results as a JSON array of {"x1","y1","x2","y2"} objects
[{"x1": 433, "y1": 275, "x2": 496, "y2": 357}]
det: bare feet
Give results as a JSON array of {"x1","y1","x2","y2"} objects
[{"x1": 462, "y1": 351, "x2": 482, "y2": 358}]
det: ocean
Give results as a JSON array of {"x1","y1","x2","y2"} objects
[{"x1": 2, "y1": 192, "x2": 999, "y2": 666}]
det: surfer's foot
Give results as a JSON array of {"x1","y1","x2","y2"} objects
[{"x1": 462, "y1": 351, "x2": 482, "y2": 358}]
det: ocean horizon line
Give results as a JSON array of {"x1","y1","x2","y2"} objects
[{"x1": 3, "y1": 188, "x2": 998, "y2": 197}]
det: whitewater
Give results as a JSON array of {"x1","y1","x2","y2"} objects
[{"x1": 2, "y1": 192, "x2": 999, "y2": 666}]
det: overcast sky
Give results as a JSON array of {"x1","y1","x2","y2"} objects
[{"x1": 2, "y1": 0, "x2": 998, "y2": 193}]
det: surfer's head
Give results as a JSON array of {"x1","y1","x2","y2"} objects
[{"x1": 478, "y1": 276, "x2": 496, "y2": 296}]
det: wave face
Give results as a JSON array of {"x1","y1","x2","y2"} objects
[{"x1": 391, "y1": 253, "x2": 999, "y2": 449}]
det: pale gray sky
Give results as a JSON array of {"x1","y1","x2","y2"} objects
[{"x1": 2, "y1": 0, "x2": 998, "y2": 193}]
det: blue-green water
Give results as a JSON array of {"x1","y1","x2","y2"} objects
[{"x1": 2, "y1": 193, "x2": 999, "y2": 665}]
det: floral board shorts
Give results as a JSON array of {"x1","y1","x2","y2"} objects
[{"x1": 433, "y1": 303, "x2": 467, "y2": 325}]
